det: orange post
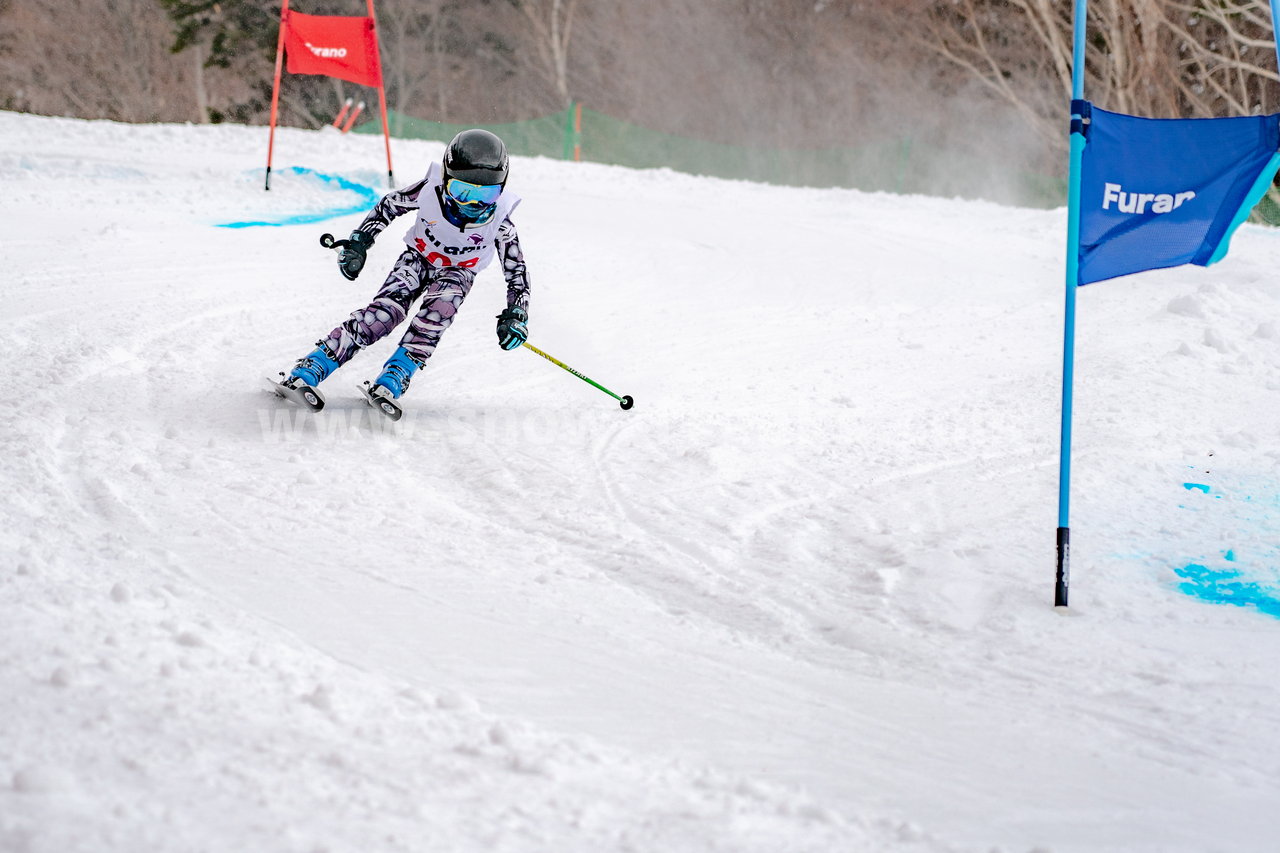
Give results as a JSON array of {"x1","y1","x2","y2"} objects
[
  {"x1": 332, "y1": 97, "x2": 354, "y2": 128},
  {"x1": 574, "y1": 102, "x2": 582, "y2": 162},
  {"x1": 341, "y1": 101, "x2": 365, "y2": 133},
  {"x1": 367, "y1": 0, "x2": 395, "y2": 186},
  {"x1": 265, "y1": 0, "x2": 290, "y2": 191}
]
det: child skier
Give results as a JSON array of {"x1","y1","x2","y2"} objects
[{"x1": 273, "y1": 128, "x2": 530, "y2": 418}]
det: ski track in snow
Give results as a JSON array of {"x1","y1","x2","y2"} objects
[{"x1": 3, "y1": 112, "x2": 1280, "y2": 852}]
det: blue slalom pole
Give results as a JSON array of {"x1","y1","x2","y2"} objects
[
  {"x1": 1057, "y1": 0, "x2": 1090, "y2": 608},
  {"x1": 1272, "y1": 0, "x2": 1280, "y2": 74}
]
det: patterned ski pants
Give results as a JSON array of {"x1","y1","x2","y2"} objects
[{"x1": 321, "y1": 249, "x2": 476, "y2": 367}]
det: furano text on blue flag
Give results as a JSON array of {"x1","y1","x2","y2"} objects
[
  {"x1": 1100, "y1": 183, "x2": 1195, "y2": 215},
  {"x1": 1076, "y1": 105, "x2": 1280, "y2": 286}
]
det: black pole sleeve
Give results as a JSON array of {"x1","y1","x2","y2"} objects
[{"x1": 1055, "y1": 527, "x2": 1070, "y2": 607}]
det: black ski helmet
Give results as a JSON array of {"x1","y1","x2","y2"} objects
[{"x1": 443, "y1": 129, "x2": 509, "y2": 188}]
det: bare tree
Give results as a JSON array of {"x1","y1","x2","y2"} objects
[
  {"x1": 916, "y1": 0, "x2": 1280, "y2": 150},
  {"x1": 375, "y1": 0, "x2": 442, "y2": 123},
  {"x1": 913, "y1": 0, "x2": 1280, "y2": 209},
  {"x1": 509, "y1": 0, "x2": 580, "y2": 107},
  {"x1": 0, "y1": 0, "x2": 197, "y2": 121},
  {"x1": 1164, "y1": 0, "x2": 1280, "y2": 115}
]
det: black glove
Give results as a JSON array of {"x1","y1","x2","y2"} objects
[
  {"x1": 338, "y1": 230, "x2": 374, "y2": 281},
  {"x1": 495, "y1": 306, "x2": 528, "y2": 351}
]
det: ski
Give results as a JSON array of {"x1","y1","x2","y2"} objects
[
  {"x1": 358, "y1": 382, "x2": 403, "y2": 421},
  {"x1": 264, "y1": 375, "x2": 326, "y2": 412}
]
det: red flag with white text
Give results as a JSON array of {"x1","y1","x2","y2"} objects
[{"x1": 283, "y1": 11, "x2": 381, "y2": 87}]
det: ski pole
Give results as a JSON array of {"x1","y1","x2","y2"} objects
[
  {"x1": 319, "y1": 232, "x2": 352, "y2": 252},
  {"x1": 521, "y1": 342, "x2": 634, "y2": 410}
]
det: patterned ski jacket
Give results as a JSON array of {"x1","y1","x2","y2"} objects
[{"x1": 354, "y1": 164, "x2": 530, "y2": 311}]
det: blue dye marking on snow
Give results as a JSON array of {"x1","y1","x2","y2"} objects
[
  {"x1": 1170, "y1": 478, "x2": 1280, "y2": 619},
  {"x1": 216, "y1": 167, "x2": 379, "y2": 228},
  {"x1": 1175, "y1": 563, "x2": 1280, "y2": 620}
]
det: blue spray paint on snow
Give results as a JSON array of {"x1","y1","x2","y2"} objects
[
  {"x1": 1174, "y1": 562, "x2": 1280, "y2": 619},
  {"x1": 1172, "y1": 478, "x2": 1280, "y2": 620},
  {"x1": 216, "y1": 167, "x2": 380, "y2": 228}
]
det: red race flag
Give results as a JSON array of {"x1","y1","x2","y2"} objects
[
  {"x1": 283, "y1": 11, "x2": 381, "y2": 87},
  {"x1": 266, "y1": 1, "x2": 394, "y2": 190}
]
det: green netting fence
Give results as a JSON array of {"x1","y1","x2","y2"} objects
[
  {"x1": 363, "y1": 110, "x2": 571, "y2": 160},
  {"x1": 358, "y1": 105, "x2": 1280, "y2": 222},
  {"x1": 356, "y1": 105, "x2": 1067, "y2": 206}
]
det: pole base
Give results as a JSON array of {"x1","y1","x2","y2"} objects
[{"x1": 1055, "y1": 527, "x2": 1070, "y2": 607}]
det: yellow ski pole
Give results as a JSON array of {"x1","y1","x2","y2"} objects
[{"x1": 521, "y1": 342, "x2": 634, "y2": 410}]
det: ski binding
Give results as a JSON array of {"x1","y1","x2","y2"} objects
[
  {"x1": 264, "y1": 374, "x2": 326, "y2": 412},
  {"x1": 358, "y1": 381, "x2": 403, "y2": 421}
]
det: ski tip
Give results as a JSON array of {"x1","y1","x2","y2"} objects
[{"x1": 265, "y1": 376, "x2": 325, "y2": 411}]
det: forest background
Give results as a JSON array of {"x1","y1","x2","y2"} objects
[{"x1": 4, "y1": 0, "x2": 1280, "y2": 207}]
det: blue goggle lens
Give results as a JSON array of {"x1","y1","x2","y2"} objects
[{"x1": 446, "y1": 178, "x2": 502, "y2": 207}]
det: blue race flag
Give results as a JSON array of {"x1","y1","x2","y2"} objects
[{"x1": 1077, "y1": 103, "x2": 1280, "y2": 285}]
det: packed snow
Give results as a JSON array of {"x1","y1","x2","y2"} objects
[{"x1": 3, "y1": 110, "x2": 1280, "y2": 852}]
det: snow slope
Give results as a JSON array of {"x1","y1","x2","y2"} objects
[{"x1": 3, "y1": 111, "x2": 1280, "y2": 852}]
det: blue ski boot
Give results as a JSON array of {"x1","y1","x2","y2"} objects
[
  {"x1": 373, "y1": 347, "x2": 420, "y2": 398},
  {"x1": 360, "y1": 347, "x2": 421, "y2": 421},
  {"x1": 289, "y1": 344, "x2": 340, "y2": 388},
  {"x1": 268, "y1": 344, "x2": 339, "y2": 411}
]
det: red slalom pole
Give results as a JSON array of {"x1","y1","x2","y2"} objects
[
  {"x1": 264, "y1": 0, "x2": 290, "y2": 191},
  {"x1": 367, "y1": 0, "x2": 395, "y2": 186}
]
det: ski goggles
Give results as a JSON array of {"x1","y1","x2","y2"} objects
[{"x1": 445, "y1": 178, "x2": 503, "y2": 209}]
